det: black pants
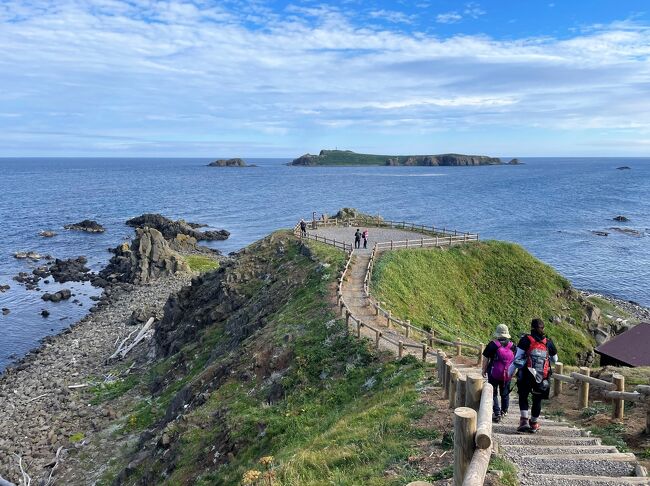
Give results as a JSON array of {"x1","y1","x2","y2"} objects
[
  {"x1": 363, "y1": 238, "x2": 367, "y2": 249},
  {"x1": 355, "y1": 238, "x2": 360, "y2": 249},
  {"x1": 517, "y1": 376, "x2": 544, "y2": 418}
]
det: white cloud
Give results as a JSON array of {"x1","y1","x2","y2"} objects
[
  {"x1": 436, "y1": 12, "x2": 462, "y2": 24},
  {"x1": 369, "y1": 9, "x2": 415, "y2": 24},
  {"x1": 1, "y1": 1, "x2": 650, "y2": 155}
]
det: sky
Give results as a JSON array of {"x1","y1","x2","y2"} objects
[{"x1": 1, "y1": 0, "x2": 650, "y2": 157}]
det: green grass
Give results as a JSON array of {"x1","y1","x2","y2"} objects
[
  {"x1": 90, "y1": 374, "x2": 140, "y2": 405},
  {"x1": 489, "y1": 455, "x2": 519, "y2": 486},
  {"x1": 149, "y1": 237, "x2": 435, "y2": 485},
  {"x1": 371, "y1": 241, "x2": 594, "y2": 364},
  {"x1": 184, "y1": 255, "x2": 220, "y2": 272},
  {"x1": 589, "y1": 423, "x2": 629, "y2": 452}
]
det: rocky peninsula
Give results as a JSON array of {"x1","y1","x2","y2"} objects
[{"x1": 289, "y1": 149, "x2": 519, "y2": 166}]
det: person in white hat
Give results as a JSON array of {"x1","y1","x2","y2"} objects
[{"x1": 481, "y1": 324, "x2": 515, "y2": 423}]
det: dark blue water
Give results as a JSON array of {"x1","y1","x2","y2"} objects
[{"x1": 1, "y1": 157, "x2": 648, "y2": 370}]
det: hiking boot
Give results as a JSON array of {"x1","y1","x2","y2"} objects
[
  {"x1": 492, "y1": 413, "x2": 501, "y2": 423},
  {"x1": 517, "y1": 417, "x2": 530, "y2": 433},
  {"x1": 501, "y1": 411, "x2": 508, "y2": 419},
  {"x1": 529, "y1": 420, "x2": 541, "y2": 433}
]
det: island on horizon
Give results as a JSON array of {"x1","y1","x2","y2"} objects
[
  {"x1": 289, "y1": 149, "x2": 520, "y2": 167},
  {"x1": 207, "y1": 158, "x2": 256, "y2": 167}
]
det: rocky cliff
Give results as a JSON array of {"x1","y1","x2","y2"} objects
[
  {"x1": 289, "y1": 149, "x2": 512, "y2": 166},
  {"x1": 126, "y1": 213, "x2": 229, "y2": 241}
]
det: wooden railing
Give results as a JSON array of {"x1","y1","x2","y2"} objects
[
  {"x1": 374, "y1": 233, "x2": 478, "y2": 251},
  {"x1": 436, "y1": 353, "x2": 493, "y2": 486},
  {"x1": 552, "y1": 364, "x2": 650, "y2": 432},
  {"x1": 363, "y1": 243, "x2": 484, "y2": 362},
  {"x1": 293, "y1": 224, "x2": 353, "y2": 251},
  {"x1": 312, "y1": 217, "x2": 479, "y2": 240}
]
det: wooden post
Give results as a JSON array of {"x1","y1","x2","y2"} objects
[
  {"x1": 340, "y1": 302, "x2": 345, "y2": 317},
  {"x1": 398, "y1": 340, "x2": 404, "y2": 359},
  {"x1": 386, "y1": 310, "x2": 392, "y2": 328},
  {"x1": 443, "y1": 359, "x2": 452, "y2": 399},
  {"x1": 456, "y1": 337, "x2": 462, "y2": 357},
  {"x1": 375, "y1": 303, "x2": 380, "y2": 316},
  {"x1": 554, "y1": 362, "x2": 564, "y2": 397},
  {"x1": 475, "y1": 383, "x2": 494, "y2": 449},
  {"x1": 428, "y1": 336, "x2": 434, "y2": 348},
  {"x1": 405, "y1": 320, "x2": 411, "y2": 338},
  {"x1": 456, "y1": 375, "x2": 467, "y2": 408},
  {"x1": 476, "y1": 343, "x2": 484, "y2": 365},
  {"x1": 375, "y1": 331, "x2": 381, "y2": 349},
  {"x1": 345, "y1": 310, "x2": 350, "y2": 327},
  {"x1": 449, "y1": 369, "x2": 459, "y2": 409},
  {"x1": 356, "y1": 320, "x2": 361, "y2": 339},
  {"x1": 421, "y1": 344, "x2": 427, "y2": 362},
  {"x1": 390, "y1": 240, "x2": 393, "y2": 250},
  {"x1": 453, "y1": 407, "x2": 477, "y2": 486},
  {"x1": 466, "y1": 373, "x2": 483, "y2": 411},
  {"x1": 613, "y1": 373, "x2": 625, "y2": 420},
  {"x1": 406, "y1": 239, "x2": 409, "y2": 249},
  {"x1": 579, "y1": 367, "x2": 590, "y2": 409},
  {"x1": 437, "y1": 351, "x2": 446, "y2": 383}
]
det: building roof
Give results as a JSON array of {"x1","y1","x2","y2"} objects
[{"x1": 594, "y1": 322, "x2": 650, "y2": 367}]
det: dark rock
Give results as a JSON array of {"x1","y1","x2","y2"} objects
[
  {"x1": 0, "y1": 284, "x2": 9, "y2": 293},
  {"x1": 39, "y1": 230, "x2": 57, "y2": 237},
  {"x1": 126, "y1": 213, "x2": 229, "y2": 242},
  {"x1": 99, "y1": 227, "x2": 190, "y2": 285},
  {"x1": 616, "y1": 166, "x2": 631, "y2": 170},
  {"x1": 207, "y1": 158, "x2": 249, "y2": 167},
  {"x1": 64, "y1": 219, "x2": 105, "y2": 233},
  {"x1": 591, "y1": 230, "x2": 609, "y2": 237},
  {"x1": 14, "y1": 251, "x2": 42, "y2": 260},
  {"x1": 49, "y1": 256, "x2": 91, "y2": 283},
  {"x1": 609, "y1": 227, "x2": 642, "y2": 237},
  {"x1": 41, "y1": 310, "x2": 50, "y2": 318},
  {"x1": 128, "y1": 308, "x2": 151, "y2": 326},
  {"x1": 2, "y1": 308, "x2": 9, "y2": 315},
  {"x1": 41, "y1": 289, "x2": 72, "y2": 302},
  {"x1": 613, "y1": 215, "x2": 629, "y2": 222},
  {"x1": 508, "y1": 158, "x2": 522, "y2": 165}
]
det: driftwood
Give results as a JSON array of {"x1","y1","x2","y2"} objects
[
  {"x1": 26, "y1": 393, "x2": 49, "y2": 404},
  {"x1": 108, "y1": 317, "x2": 154, "y2": 361},
  {"x1": 44, "y1": 446, "x2": 64, "y2": 486},
  {"x1": 13, "y1": 454, "x2": 30, "y2": 486}
]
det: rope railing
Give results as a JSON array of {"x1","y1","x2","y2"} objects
[{"x1": 552, "y1": 363, "x2": 650, "y2": 432}]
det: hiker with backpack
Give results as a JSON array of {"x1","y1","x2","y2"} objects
[
  {"x1": 481, "y1": 324, "x2": 515, "y2": 423},
  {"x1": 508, "y1": 318, "x2": 559, "y2": 433},
  {"x1": 354, "y1": 229, "x2": 361, "y2": 249}
]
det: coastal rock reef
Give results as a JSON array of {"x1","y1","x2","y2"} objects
[{"x1": 126, "y1": 213, "x2": 229, "y2": 242}]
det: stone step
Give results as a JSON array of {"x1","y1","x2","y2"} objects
[
  {"x1": 513, "y1": 453, "x2": 637, "y2": 477},
  {"x1": 521, "y1": 473, "x2": 650, "y2": 486},
  {"x1": 492, "y1": 423, "x2": 583, "y2": 436},
  {"x1": 493, "y1": 433, "x2": 601, "y2": 446},
  {"x1": 499, "y1": 444, "x2": 617, "y2": 456}
]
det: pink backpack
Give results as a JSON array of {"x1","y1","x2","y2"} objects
[{"x1": 489, "y1": 340, "x2": 514, "y2": 382}]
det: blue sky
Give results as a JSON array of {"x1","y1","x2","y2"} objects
[{"x1": 1, "y1": 0, "x2": 650, "y2": 157}]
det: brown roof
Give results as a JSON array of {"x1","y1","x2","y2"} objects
[{"x1": 595, "y1": 322, "x2": 650, "y2": 367}]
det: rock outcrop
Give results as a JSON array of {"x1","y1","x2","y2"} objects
[
  {"x1": 38, "y1": 230, "x2": 56, "y2": 237},
  {"x1": 289, "y1": 149, "x2": 503, "y2": 166},
  {"x1": 126, "y1": 214, "x2": 229, "y2": 242},
  {"x1": 613, "y1": 215, "x2": 629, "y2": 222},
  {"x1": 64, "y1": 220, "x2": 105, "y2": 233},
  {"x1": 207, "y1": 158, "x2": 253, "y2": 167},
  {"x1": 99, "y1": 227, "x2": 190, "y2": 285}
]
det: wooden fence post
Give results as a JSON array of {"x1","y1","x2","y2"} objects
[
  {"x1": 345, "y1": 310, "x2": 350, "y2": 327},
  {"x1": 579, "y1": 367, "x2": 590, "y2": 409},
  {"x1": 554, "y1": 362, "x2": 564, "y2": 397},
  {"x1": 356, "y1": 320, "x2": 361, "y2": 339},
  {"x1": 421, "y1": 344, "x2": 427, "y2": 362},
  {"x1": 476, "y1": 343, "x2": 484, "y2": 365},
  {"x1": 437, "y1": 351, "x2": 446, "y2": 383},
  {"x1": 375, "y1": 331, "x2": 381, "y2": 349},
  {"x1": 449, "y1": 369, "x2": 459, "y2": 409},
  {"x1": 475, "y1": 383, "x2": 494, "y2": 449},
  {"x1": 453, "y1": 407, "x2": 477, "y2": 486},
  {"x1": 456, "y1": 337, "x2": 462, "y2": 357},
  {"x1": 456, "y1": 375, "x2": 467, "y2": 408},
  {"x1": 428, "y1": 336, "x2": 434, "y2": 348},
  {"x1": 443, "y1": 359, "x2": 452, "y2": 399},
  {"x1": 398, "y1": 341, "x2": 404, "y2": 359},
  {"x1": 405, "y1": 320, "x2": 411, "y2": 338},
  {"x1": 386, "y1": 310, "x2": 392, "y2": 328},
  {"x1": 613, "y1": 373, "x2": 625, "y2": 420},
  {"x1": 466, "y1": 374, "x2": 483, "y2": 411}
]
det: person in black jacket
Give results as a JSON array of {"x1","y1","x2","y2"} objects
[{"x1": 508, "y1": 318, "x2": 559, "y2": 433}]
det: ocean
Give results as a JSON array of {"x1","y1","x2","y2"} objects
[{"x1": 1, "y1": 157, "x2": 648, "y2": 371}]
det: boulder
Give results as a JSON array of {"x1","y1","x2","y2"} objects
[
  {"x1": 613, "y1": 215, "x2": 629, "y2": 222},
  {"x1": 99, "y1": 227, "x2": 190, "y2": 285},
  {"x1": 64, "y1": 219, "x2": 105, "y2": 233},
  {"x1": 609, "y1": 227, "x2": 642, "y2": 237},
  {"x1": 49, "y1": 256, "x2": 91, "y2": 283},
  {"x1": 0, "y1": 285, "x2": 9, "y2": 293},
  {"x1": 126, "y1": 213, "x2": 229, "y2": 241},
  {"x1": 39, "y1": 230, "x2": 57, "y2": 237},
  {"x1": 41, "y1": 289, "x2": 72, "y2": 302},
  {"x1": 2, "y1": 308, "x2": 9, "y2": 315}
]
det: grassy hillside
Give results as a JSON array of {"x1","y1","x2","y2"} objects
[
  {"x1": 93, "y1": 233, "x2": 442, "y2": 485},
  {"x1": 371, "y1": 241, "x2": 595, "y2": 365}
]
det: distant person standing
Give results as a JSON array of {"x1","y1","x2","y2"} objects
[
  {"x1": 509, "y1": 318, "x2": 559, "y2": 433},
  {"x1": 362, "y1": 229, "x2": 369, "y2": 249},
  {"x1": 481, "y1": 324, "x2": 515, "y2": 423},
  {"x1": 354, "y1": 228, "x2": 361, "y2": 249},
  {"x1": 300, "y1": 219, "x2": 307, "y2": 237}
]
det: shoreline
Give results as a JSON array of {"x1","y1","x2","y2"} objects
[
  {"x1": 0, "y1": 272, "x2": 192, "y2": 483},
  {"x1": 579, "y1": 289, "x2": 650, "y2": 322}
]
